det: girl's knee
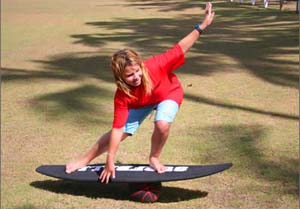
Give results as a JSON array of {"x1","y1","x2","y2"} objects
[{"x1": 155, "y1": 121, "x2": 171, "y2": 134}]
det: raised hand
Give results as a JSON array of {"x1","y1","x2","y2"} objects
[{"x1": 201, "y1": 2, "x2": 215, "y2": 30}]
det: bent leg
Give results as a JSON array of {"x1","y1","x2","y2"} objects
[
  {"x1": 66, "y1": 130, "x2": 128, "y2": 173},
  {"x1": 149, "y1": 100, "x2": 179, "y2": 173},
  {"x1": 149, "y1": 120, "x2": 171, "y2": 173}
]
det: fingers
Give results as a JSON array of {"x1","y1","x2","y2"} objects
[
  {"x1": 206, "y1": 2, "x2": 213, "y2": 15},
  {"x1": 203, "y1": 2, "x2": 215, "y2": 27},
  {"x1": 100, "y1": 169, "x2": 110, "y2": 184},
  {"x1": 205, "y1": 2, "x2": 212, "y2": 14},
  {"x1": 99, "y1": 168, "x2": 115, "y2": 184},
  {"x1": 211, "y1": 10, "x2": 215, "y2": 19},
  {"x1": 104, "y1": 172, "x2": 111, "y2": 184},
  {"x1": 112, "y1": 169, "x2": 116, "y2": 179},
  {"x1": 99, "y1": 169, "x2": 105, "y2": 182}
]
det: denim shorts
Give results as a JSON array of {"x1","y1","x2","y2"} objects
[{"x1": 124, "y1": 100, "x2": 179, "y2": 135}]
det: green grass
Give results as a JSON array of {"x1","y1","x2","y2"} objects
[{"x1": 1, "y1": 0, "x2": 299, "y2": 208}]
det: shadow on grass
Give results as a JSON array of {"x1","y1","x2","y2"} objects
[
  {"x1": 30, "y1": 84, "x2": 113, "y2": 126},
  {"x1": 124, "y1": 0, "x2": 202, "y2": 12},
  {"x1": 4, "y1": 2, "x2": 297, "y2": 87},
  {"x1": 185, "y1": 93, "x2": 299, "y2": 121},
  {"x1": 2, "y1": 2, "x2": 298, "y2": 126},
  {"x1": 30, "y1": 180, "x2": 208, "y2": 203},
  {"x1": 2, "y1": 52, "x2": 114, "y2": 83},
  {"x1": 195, "y1": 124, "x2": 298, "y2": 196},
  {"x1": 74, "y1": 2, "x2": 298, "y2": 88},
  {"x1": 12, "y1": 204, "x2": 39, "y2": 209},
  {"x1": 2, "y1": 53, "x2": 114, "y2": 126}
]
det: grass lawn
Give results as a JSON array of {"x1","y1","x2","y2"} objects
[{"x1": 1, "y1": 0, "x2": 299, "y2": 208}]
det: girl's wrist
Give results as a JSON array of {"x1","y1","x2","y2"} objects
[
  {"x1": 195, "y1": 23, "x2": 206, "y2": 34},
  {"x1": 201, "y1": 22, "x2": 208, "y2": 30},
  {"x1": 107, "y1": 152, "x2": 115, "y2": 161}
]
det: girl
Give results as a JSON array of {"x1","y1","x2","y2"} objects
[{"x1": 66, "y1": 2, "x2": 215, "y2": 184}]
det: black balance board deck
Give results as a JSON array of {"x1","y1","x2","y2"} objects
[{"x1": 36, "y1": 163, "x2": 232, "y2": 183}]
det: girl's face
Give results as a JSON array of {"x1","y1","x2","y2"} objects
[{"x1": 122, "y1": 63, "x2": 142, "y2": 87}]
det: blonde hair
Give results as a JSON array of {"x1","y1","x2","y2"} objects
[{"x1": 111, "y1": 49, "x2": 152, "y2": 98}]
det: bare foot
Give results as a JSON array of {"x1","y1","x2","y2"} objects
[
  {"x1": 149, "y1": 157, "x2": 166, "y2": 174},
  {"x1": 65, "y1": 159, "x2": 89, "y2": 174}
]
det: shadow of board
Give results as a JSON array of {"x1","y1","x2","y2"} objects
[{"x1": 30, "y1": 180, "x2": 208, "y2": 203}]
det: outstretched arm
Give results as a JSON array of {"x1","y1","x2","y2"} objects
[
  {"x1": 99, "y1": 127, "x2": 124, "y2": 183},
  {"x1": 178, "y1": 2, "x2": 215, "y2": 54}
]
